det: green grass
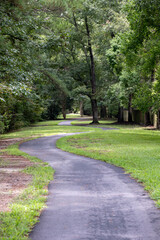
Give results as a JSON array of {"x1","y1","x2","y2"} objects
[
  {"x1": 57, "y1": 127, "x2": 160, "y2": 207},
  {"x1": 31, "y1": 120, "x2": 62, "y2": 126},
  {"x1": 71, "y1": 119, "x2": 116, "y2": 125},
  {"x1": 58, "y1": 113, "x2": 82, "y2": 119},
  {"x1": 0, "y1": 125, "x2": 92, "y2": 139}
]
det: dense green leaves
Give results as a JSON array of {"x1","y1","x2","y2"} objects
[{"x1": 1, "y1": 0, "x2": 160, "y2": 130}]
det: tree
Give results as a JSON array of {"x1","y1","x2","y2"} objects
[
  {"x1": 118, "y1": 0, "x2": 160, "y2": 126},
  {"x1": 43, "y1": 0, "x2": 125, "y2": 123}
]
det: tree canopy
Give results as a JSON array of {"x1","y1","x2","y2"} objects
[{"x1": 1, "y1": 0, "x2": 160, "y2": 131}]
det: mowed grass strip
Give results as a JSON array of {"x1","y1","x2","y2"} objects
[{"x1": 57, "y1": 128, "x2": 160, "y2": 207}]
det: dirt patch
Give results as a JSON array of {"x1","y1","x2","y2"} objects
[
  {"x1": 0, "y1": 138, "x2": 34, "y2": 212},
  {"x1": 0, "y1": 138, "x2": 24, "y2": 150}
]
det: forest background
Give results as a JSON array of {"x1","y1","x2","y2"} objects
[{"x1": 1, "y1": 0, "x2": 160, "y2": 132}]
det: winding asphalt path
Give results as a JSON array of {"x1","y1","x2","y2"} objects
[
  {"x1": 19, "y1": 123, "x2": 160, "y2": 240},
  {"x1": 58, "y1": 120, "x2": 73, "y2": 126}
]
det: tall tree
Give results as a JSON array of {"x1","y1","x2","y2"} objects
[{"x1": 43, "y1": 0, "x2": 123, "y2": 123}]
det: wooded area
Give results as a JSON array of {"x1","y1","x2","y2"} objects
[{"x1": 1, "y1": 0, "x2": 160, "y2": 132}]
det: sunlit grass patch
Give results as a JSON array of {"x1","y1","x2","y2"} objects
[
  {"x1": 71, "y1": 119, "x2": 117, "y2": 125},
  {"x1": 0, "y1": 124, "x2": 93, "y2": 139},
  {"x1": 58, "y1": 113, "x2": 82, "y2": 119},
  {"x1": 31, "y1": 120, "x2": 62, "y2": 126}
]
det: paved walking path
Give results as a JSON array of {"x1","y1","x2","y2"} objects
[
  {"x1": 19, "y1": 124, "x2": 160, "y2": 240},
  {"x1": 58, "y1": 120, "x2": 72, "y2": 126}
]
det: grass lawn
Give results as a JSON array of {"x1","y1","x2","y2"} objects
[
  {"x1": 57, "y1": 126, "x2": 160, "y2": 207},
  {"x1": 71, "y1": 119, "x2": 142, "y2": 129},
  {"x1": 1, "y1": 118, "x2": 160, "y2": 238},
  {"x1": 71, "y1": 119, "x2": 117, "y2": 125},
  {"x1": 0, "y1": 123, "x2": 92, "y2": 139}
]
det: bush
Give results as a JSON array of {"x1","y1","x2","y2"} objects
[
  {"x1": 42, "y1": 101, "x2": 61, "y2": 120},
  {"x1": 0, "y1": 83, "x2": 43, "y2": 132}
]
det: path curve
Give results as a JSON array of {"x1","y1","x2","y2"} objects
[
  {"x1": 19, "y1": 134, "x2": 160, "y2": 240},
  {"x1": 58, "y1": 119, "x2": 118, "y2": 130},
  {"x1": 58, "y1": 120, "x2": 72, "y2": 126}
]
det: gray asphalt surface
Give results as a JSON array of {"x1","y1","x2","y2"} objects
[
  {"x1": 58, "y1": 120, "x2": 72, "y2": 126},
  {"x1": 19, "y1": 133, "x2": 160, "y2": 240}
]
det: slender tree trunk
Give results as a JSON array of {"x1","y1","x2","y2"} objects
[
  {"x1": 128, "y1": 94, "x2": 133, "y2": 123},
  {"x1": 151, "y1": 69, "x2": 158, "y2": 128},
  {"x1": 62, "y1": 108, "x2": 66, "y2": 119},
  {"x1": 151, "y1": 69, "x2": 155, "y2": 82},
  {"x1": 118, "y1": 106, "x2": 124, "y2": 123},
  {"x1": 80, "y1": 101, "x2": 84, "y2": 117},
  {"x1": 91, "y1": 98, "x2": 99, "y2": 124},
  {"x1": 145, "y1": 112, "x2": 151, "y2": 126},
  {"x1": 85, "y1": 16, "x2": 99, "y2": 124},
  {"x1": 61, "y1": 98, "x2": 66, "y2": 120},
  {"x1": 100, "y1": 106, "x2": 107, "y2": 119}
]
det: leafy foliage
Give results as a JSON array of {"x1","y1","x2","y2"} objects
[{"x1": 1, "y1": 0, "x2": 160, "y2": 130}]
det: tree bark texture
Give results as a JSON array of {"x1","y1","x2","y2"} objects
[
  {"x1": 61, "y1": 97, "x2": 66, "y2": 120},
  {"x1": 145, "y1": 112, "x2": 151, "y2": 126},
  {"x1": 91, "y1": 98, "x2": 99, "y2": 124},
  {"x1": 85, "y1": 16, "x2": 99, "y2": 124},
  {"x1": 118, "y1": 106, "x2": 124, "y2": 123},
  {"x1": 80, "y1": 101, "x2": 84, "y2": 117},
  {"x1": 100, "y1": 106, "x2": 107, "y2": 119}
]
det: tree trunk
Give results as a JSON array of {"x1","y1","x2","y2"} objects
[
  {"x1": 118, "y1": 106, "x2": 124, "y2": 122},
  {"x1": 145, "y1": 112, "x2": 151, "y2": 126},
  {"x1": 100, "y1": 106, "x2": 107, "y2": 119},
  {"x1": 61, "y1": 98, "x2": 66, "y2": 120},
  {"x1": 80, "y1": 101, "x2": 83, "y2": 117},
  {"x1": 62, "y1": 109, "x2": 66, "y2": 119},
  {"x1": 151, "y1": 69, "x2": 155, "y2": 82},
  {"x1": 85, "y1": 16, "x2": 99, "y2": 124},
  {"x1": 91, "y1": 98, "x2": 99, "y2": 124},
  {"x1": 128, "y1": 94, "x2": 133, "y2": 122}
]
